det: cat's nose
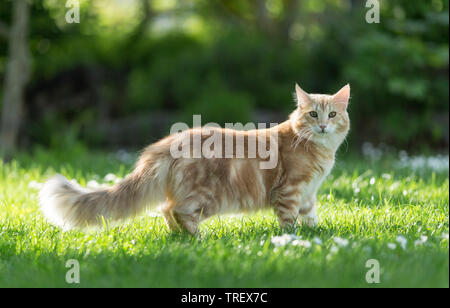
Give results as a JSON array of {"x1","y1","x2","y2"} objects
[{"x1": 319, "y1": 124, "x2": 327, "y2": 132}]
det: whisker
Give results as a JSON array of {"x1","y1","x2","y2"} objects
[
  {"x1": 291, "y1": 129, "x2": 309, "y2": 149},
  {"x1": 294, "y1": 130, "x2": 310, "y2": 149},
  {"x1": 304, "y1": 133, "x2": 314, "y2": 152}
]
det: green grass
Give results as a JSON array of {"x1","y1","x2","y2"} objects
[{"x1": 0, "y1": 146, "x2": 448, "y2": 287}]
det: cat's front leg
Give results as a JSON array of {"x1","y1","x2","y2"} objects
[
  {"x1": 298, "y1": 197, "x2": 318, "y2": 228},
  {"x1": 274, "y1": 196, "x2": 301, "y2": 229}
]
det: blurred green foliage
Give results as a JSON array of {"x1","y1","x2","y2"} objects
[{"x1": 0, "y1": 0, "x2": 448, "y2": 150}]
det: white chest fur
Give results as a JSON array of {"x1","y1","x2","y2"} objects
[{"x1": 297, "y1": 157, "x2": 334, "y2": 211}]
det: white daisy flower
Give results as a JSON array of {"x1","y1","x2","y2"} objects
[
  {"x1": 271, "y1": 234, "x2": 298, "y2": 247},
  {"x1": 330, "y1": 245, "x2": 339, "y2": 254},
  {"x1": 291, "y1": 240, "x2": 312, "y2": 248},
  {"x1": 414, "y1": 235, "x2": 428, "y2": 246},
  {"x1": 104, "y1": 173, "x2": 117, "y2": 182},
  {"x1": 382, "y1": 173, "x2": 391, "y2": 180},
  {"x1": 333, "y1": 237, "x2": 349, "y2": 247},
  {"x1": 387, "y1": 243, "x2": 396, "y2": 250},
  {"x1": 313, "y1": 237, "x2": 323, "y2": 245},
  {"x1": 87, "y1": 180, "x2": 101, "y2": 189},
  {"x1": 28, "y1": 180, "x2": 43, "y2": 190},
  {"x1": 396, "y1": 235, "x2": 408, "y2": 250}
]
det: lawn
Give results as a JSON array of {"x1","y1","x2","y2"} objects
[{"x1": 0, "y1": 146, "x2": 448, "y2": 288}]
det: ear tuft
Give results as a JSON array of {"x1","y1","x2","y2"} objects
[
  {"x1": 333, "y1": 84, "x2": 350, "y2": 109},
  {"x1": 295, "y1": 83, "x2": 311, "y2": 108}
]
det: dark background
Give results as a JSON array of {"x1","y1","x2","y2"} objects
[{"x1": 0, "y1": 0, "x2": 448, "y2": 156}]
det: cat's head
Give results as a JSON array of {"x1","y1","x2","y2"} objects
[{"x1": 290, "y1": 84, "x2": 350, "y2": 147}]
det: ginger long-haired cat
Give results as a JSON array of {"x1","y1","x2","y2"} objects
[{"x1": 40, "y1": 84, "x2": 350, "y2": 233}]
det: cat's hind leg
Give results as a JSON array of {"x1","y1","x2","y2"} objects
[
  {"x1": 171, "y1": 197, "x2": 214, "y2": 234},
  {"x1": 172, "y1": 211, "x2": 200, "y2": 234},
  {"x1": 161, "y1": 202, "x2": 181, "y2": 232},
  {"x1": 162, "y1": 204, "x2": 199, "y2": 234}
]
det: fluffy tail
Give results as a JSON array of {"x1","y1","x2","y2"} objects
[{"x1": 39, "y1": 168, "x2": 166, "y2": 230}]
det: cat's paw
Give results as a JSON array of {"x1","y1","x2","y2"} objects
[{"x1": 299, "y1": 215, "x2": 318, "y2": 228}]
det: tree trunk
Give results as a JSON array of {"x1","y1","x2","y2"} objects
[
  {"x1": 255, "y1": 0, "x2": 273, "y2": 35},
  {"x1": 280, "y1": 0, "x2": 299, "y2": 43},
  {"x1": 0, "y1": 0, "x2": 30, "y2": 159}
]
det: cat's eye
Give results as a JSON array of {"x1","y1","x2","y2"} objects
[
  {"x1": 309, "y1": 111, "x2": 318, "y2": 118},
  {"x1": 329, "y1": 111, "x2": 337, "y2": 118}
]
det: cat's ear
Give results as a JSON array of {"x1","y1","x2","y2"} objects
[
  {"x1": 333, "y1": 84, "x2": 350, "y2": 110},
  {"x1": 295, "y1": 84, "x2": 311, "y2": 109}
]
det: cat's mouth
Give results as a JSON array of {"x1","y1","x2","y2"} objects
[{"x1": 315, "y1": 129, "x2": 328, "y2": 135}]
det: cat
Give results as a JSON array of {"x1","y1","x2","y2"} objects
[{"x1": 39, "y1": 84, "x2": 350, "y2": 233}]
